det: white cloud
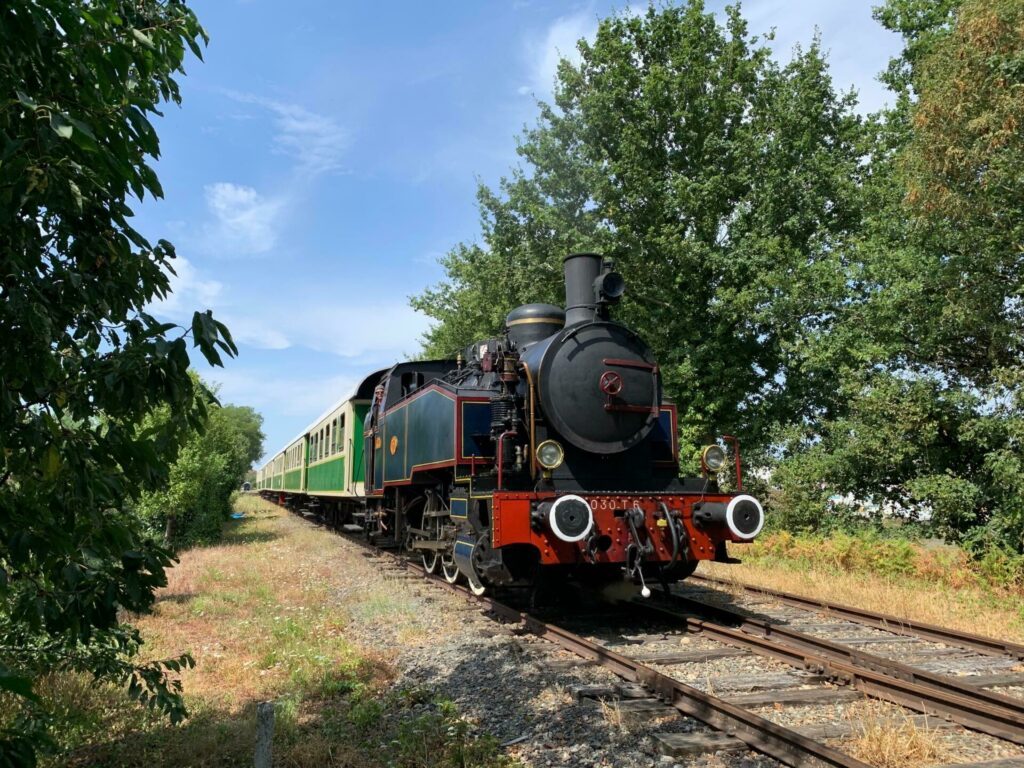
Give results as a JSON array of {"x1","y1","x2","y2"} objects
[
  {"x1": 522, "y1": 11, "x2": 598, "y2": 97},
  {"x1": 193, "y1": 95, "x2": 349, "y2": 258},
  {"x1": 222, "y1": 300, "x2": 429, "y2": 360},
  {"x1": 225, "y1": 92, "x2": 350, "y2": 175},
  {"x1": 204, "y1": 369, "x2": 363, "y2": 420},
  {"x1": 202, "y1": 182, "x2": 285, "y2": 256},
  {"x1": 149, "y1": 255, "x2": 223, "y2": 316}
]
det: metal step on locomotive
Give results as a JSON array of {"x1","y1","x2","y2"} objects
[{"x1": 258, "y1": 252, "x2": 765, "y2": 596}]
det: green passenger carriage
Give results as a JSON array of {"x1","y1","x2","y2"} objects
[{"x1": 255, "y1": 370, "x2": 385, "y2": 521}]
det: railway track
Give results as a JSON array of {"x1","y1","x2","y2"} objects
[
  {"x1": 282, "y1": 501, "x2": 1024, "y2": 767},
  {"x1": 623, "y1": 588, "x2": 1024, "y2": 745},
  {"x1": 688, "y1": 573, "x2": 1024, "y2": 660},
  {"x1": 363, "y1": 545, "x2": 869, "y2": 768}
]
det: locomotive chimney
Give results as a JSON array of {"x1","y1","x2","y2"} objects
[
  {"x1": 563, "y1": 253, "x2": 602, "y2": 326},
  {"x1": 564, "y1": 252, "x2": 625, "y2": 326}
]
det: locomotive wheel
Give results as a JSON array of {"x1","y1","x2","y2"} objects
[
  {"x1": 403, "y1": 495, "x2": 440, "y2": 574},
  {"x1": 466, "y1": 574, "x2": 487, "y2": 596},
  {"x1": 441, "y1": 554, "x2": 459, "y2": 584},
  {"x1": 422, "y1": 550, "x2": 440, "y2": 574}
]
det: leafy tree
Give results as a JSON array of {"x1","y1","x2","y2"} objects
[
  {"x1": 772, "y1": 0, "x2": 1024, "y2": 549},
  {"x1": 138, "y1": 396, "x2": 264, "y2": 548},
  {"x1": 411, "y1": 1, "x2": 866, "y2": 464},
  {"x1": 0, "y1": 0, "x2": 234, "y2": 762}
]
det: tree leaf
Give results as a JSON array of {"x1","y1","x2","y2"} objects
[
  {"x1": 15, "y1": 90, "x2": 37, "y2": 109},
  {"x1": 0, "y1": 670, "x2": 39, "y2": 703},
  {"x1": 69, "y1": 179, "x2": 83, "y2": 212},
  {"x1": 131, "y1": 28, "x2": 155, "y2": 49},
  {"x1": 50, "y1": 112, "x2": 73, "y2": 139}
]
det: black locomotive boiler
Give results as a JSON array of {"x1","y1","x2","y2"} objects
[{"x1": 357, "y1": 252, "x2": 765, "y2": 594}]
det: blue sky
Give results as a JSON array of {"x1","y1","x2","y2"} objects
[{"x1": 139, "y1": 1, "x2": 903, "y2": 465}]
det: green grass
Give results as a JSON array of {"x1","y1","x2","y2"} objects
[{"x1": 20, "y1": 497, "x2": 519, "y2": 768}]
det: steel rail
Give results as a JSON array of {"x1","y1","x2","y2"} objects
[
  {"x1": 484, "y1": 598, "x2": 870, "y2": 768},
  {"x1": 630, "y1": 593, "x2": 1024, "y2": 746},
  {"x1": 689, "y1": 573, "x2": 1024, "y2": 660},
  {"x1": 363, "y1": 543, "x2": 871, "y2": 767}
]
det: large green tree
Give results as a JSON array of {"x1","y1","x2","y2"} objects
[
  {"x1": 412, "y1": 1, "x2": 866, "y2": 464},
  {"x1": 0, "y1": 1, "x2": 234, "y2": 762},
  {"x1": 772, "y1": 0, "x2": 1024, "y2": 548}
]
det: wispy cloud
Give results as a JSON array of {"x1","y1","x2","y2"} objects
[
  {"x1": 192, "y1": 94, "x2": 349, "y2": 258},
  {"x1": 520, "y1": 10, "x2": 598, "y2": 97},
  {"x1": 149, "y1": 255, "x2": 223, "y2": 316},
  {"x1": 222, "y1": 301, "x2": 429, "y2": 360},
  {"x1": 201, "y1": 182, "x2": 285, "y2": 256},
  {"x1": 225, "y1": 91, "x2": 351, "y2": 175}
]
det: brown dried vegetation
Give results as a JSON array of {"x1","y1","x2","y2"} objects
[{"x1": 42, "y1": 496, "x2": 515, "y2": 768}]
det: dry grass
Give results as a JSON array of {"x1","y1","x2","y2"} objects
[
  {"x1": 598, "y1": 698, "x2": 627, "y2": 733},
  {"x1": 845, "y1": 701, "x2": 949, "y2": 768},
  {"x1": 703, "y1": 550, "x2": 1024, "y2": 644},
  {"x1": 39, "y1": 495, "x2": 515, "y2": 768},
  {"x1": 531, "y1": 683, "x2": 573, "y2": 714}
]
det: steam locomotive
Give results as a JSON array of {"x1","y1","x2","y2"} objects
[{"x1": 258, "y1": 253, "x2": 764, "y2": 595}]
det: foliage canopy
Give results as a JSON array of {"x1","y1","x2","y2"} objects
[
  {"x1": 0, "y1": 0, "x2": 238, "y2": 762},
  {"x1": 139, "y1": 398, "x2": 265, "y2": 549}
]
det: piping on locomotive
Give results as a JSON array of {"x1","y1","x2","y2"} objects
[{"x1": 257, "y1": 252, "x2": 765, "y2": 595}]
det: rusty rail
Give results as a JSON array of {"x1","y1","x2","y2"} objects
[
  {"x1": 690, "y1": 573, "x2": 1024, "y2": 660},
  {"x1": 630, "y1": 592, "x2": 1024, "y2": 746}
]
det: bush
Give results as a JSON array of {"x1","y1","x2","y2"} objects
[{"x1": 137, "y1": 396, "x2": 263, "y2": 549}]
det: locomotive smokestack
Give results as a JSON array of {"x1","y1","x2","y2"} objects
[{"x1": 563, "y1": 253, "x2": 602, "y2": 326}]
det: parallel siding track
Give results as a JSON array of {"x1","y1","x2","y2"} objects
[{"x1": 689, "y1": 574, "x2": 1024, "y2": 660}]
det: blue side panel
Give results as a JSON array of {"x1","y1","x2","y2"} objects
[
  {"x1": 460, "y1": 401, "x2": 493, "y2": 458},
  {"x1": 450, "y1": 497, "x2": 468, "y2": 520},
  {"x1": 652, "y1": 408, "x2": 674, "y2": 462},
  {"x1": 407, "y1": 390, "x2": 454, "y2": 469},
  {"x1": 383, "y1": 389, "x2": 456, "y2": 483},
  {"x1": 653, "y1": 410, "x2": 671, "y2": 440},
  {"x1": 382, "y1": 407, "x2": 406, "y2": 483}
]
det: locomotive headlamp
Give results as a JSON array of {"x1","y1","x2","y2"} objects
[
  {"x1": 536, "y1": 440, "x2": 565, "y2": 470},
  {"x1": 702, "y1": 444, "x2": 727, "y2": 474},
  {"x1": 595, "y1": 270, "x2": 625, "y2": 302}
]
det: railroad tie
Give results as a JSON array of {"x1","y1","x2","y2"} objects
[{"x1": 656, "y1": 716, "x2": 959, "y2": 758}]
